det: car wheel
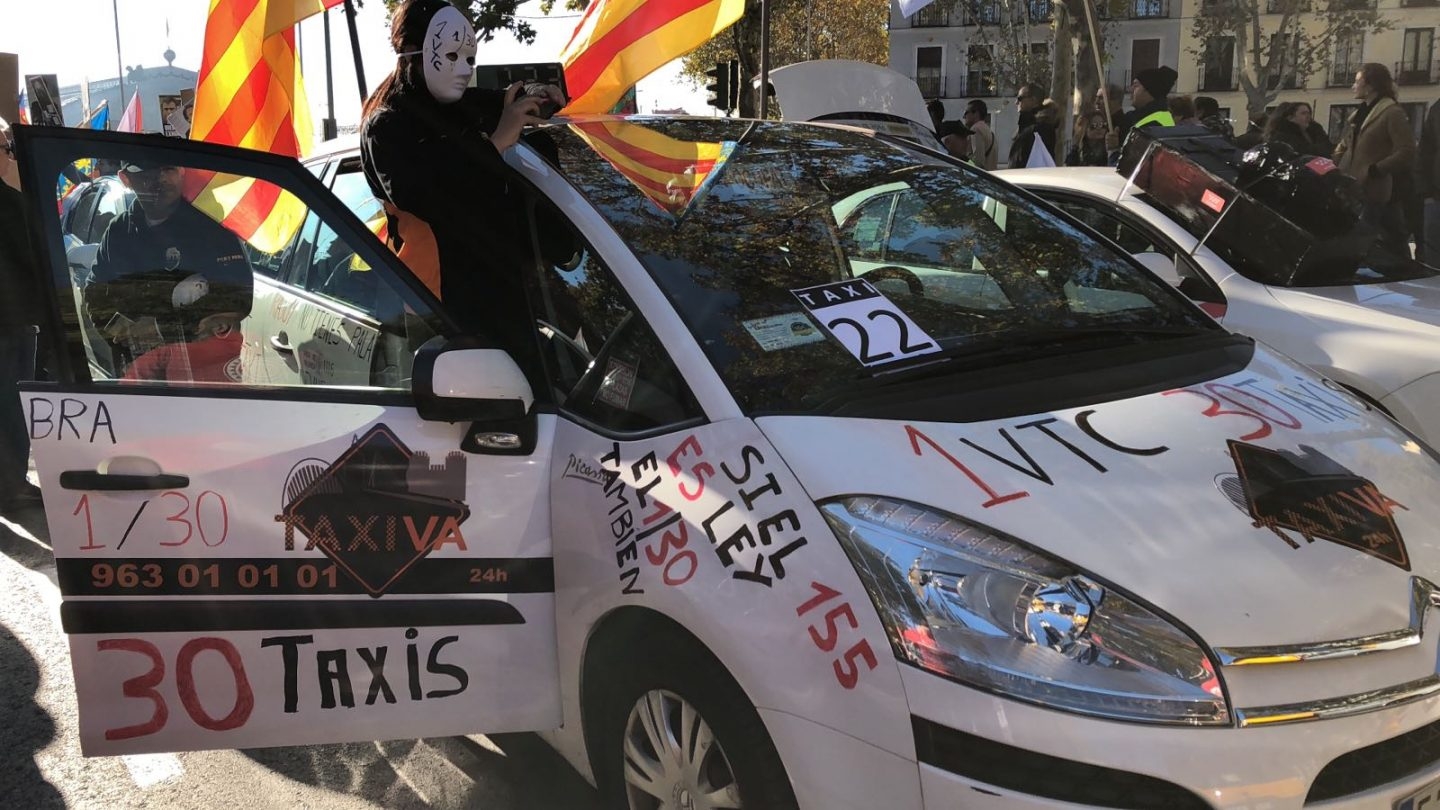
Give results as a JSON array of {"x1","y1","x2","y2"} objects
[{"x1": 590, "y1": 628, "x2": 798, "y2": 810}]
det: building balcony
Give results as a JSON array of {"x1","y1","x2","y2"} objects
[
  {"x1": 1402, "y1": 0, "x2": 1439, "y2": 7},
  {"x1": 1199, "y1": 72, "x2": 1238, "y2": 92},
  {"x1": 910, "y1": 73, "x2": 999, "y2": 99},
  {"x1": 1396, "y1": 60, "x2": 1439, "y2": 85},
  {"x1": 1027, "y1": 0, "x2": 1053, "y2": 20},
  {"x1": 1328, "y1": 63, "x2": 1361, "y2": 87},
  {"x1": 915, "y1": 74, "x2": 944, "y2": 98},
  {"x1": 1263, "y1": 0, "x2": 1311, "y2": 12},
  {"x1": 959, "y1": 2, "x2": 1003, "y2": 25},
  {"x1": 911, "y1": 4, "x2": 952, "y2": 27},
  {"x1": 1129, "y1": 0, "x2": 1168, "y2": 18}
]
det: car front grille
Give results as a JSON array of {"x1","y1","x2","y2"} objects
[{"x1": 1307, "y1": 715, "x2": 1440, "y2": 803}]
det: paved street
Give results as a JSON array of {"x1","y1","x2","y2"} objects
[{"x1": 0, "y1": 497, "x2": 602, "y2": 810}]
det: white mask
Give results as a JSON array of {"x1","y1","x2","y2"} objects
[{"x1": 421, "y1": 6, "x2": 476, "y2": 104}]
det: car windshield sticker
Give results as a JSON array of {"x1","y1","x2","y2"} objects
[
  {"x1": 595, "y1": 357, "x2": 638, "y2": 410},
  {"x1": 276, "y1": 424, "x2": 471, "y2": 595},
  {"x1": 1220, "y1": 440, "x2": 1410, "y2": 570},
  {"x1": 740, "y1": 313, "x2": 826, "y2": 352},
  {"x1": 791, "y1": 279, "x2": 939, "y2": 366}
]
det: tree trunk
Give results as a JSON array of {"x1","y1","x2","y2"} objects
[
  {"x1": 735, "y1": 0, "x2": 764, "y2": 118},
  {"x1": 1071, "y1": 0, "x2": 1102, "y2": 123}
]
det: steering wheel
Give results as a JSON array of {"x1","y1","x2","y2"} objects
[{"x1": 860, "y1": 265, "x2": 925, "y2": 296}]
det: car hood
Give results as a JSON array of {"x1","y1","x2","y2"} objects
[
  {"x1": 758, "y1": 347, "x2": 1440, "y2": 649},
  {"x1": 1270, "y1": 277, "x2": 1440, "y2": 332}
]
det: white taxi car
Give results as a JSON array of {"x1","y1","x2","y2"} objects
[
  {"x1": 13, "y1": 119, "x2": 1440, "y2": 810},
  {"x1": 996, "y1": 163, "x2": 1440, "y2": 448}
]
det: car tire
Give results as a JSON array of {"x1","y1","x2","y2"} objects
[{"x1": 588, "y1": 625, "x2": 799, "y2": 810}]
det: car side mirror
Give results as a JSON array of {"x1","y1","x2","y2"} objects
[
  {"x1": 1132, "y1": 251, "x2": 1182, "y2": 288},
  {"x1": 413, "y1": 336, "x2": 534, "y2": 430}
]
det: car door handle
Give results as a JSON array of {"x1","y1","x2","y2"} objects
[
  {"x1": 270, "y1": 332, "x2": 295, "y2": 353},
  {"x1": 59, "y1": 470, "x2": 190, "y2": 491}
]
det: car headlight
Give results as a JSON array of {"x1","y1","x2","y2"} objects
[{"x1": 821, "y1": 496, "x2": 1229, "y2": 726}]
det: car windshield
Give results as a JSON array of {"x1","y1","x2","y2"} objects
[{"x1": 544, "y1": 118, "x2": 1214, "y2": 413}]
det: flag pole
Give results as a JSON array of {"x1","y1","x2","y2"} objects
[
  {"x1": 1080, "y1": 0, "x2": 1110, "y2": 129},
  {"x1": 113, "y1": 0, "x2": 126, "y2": 110},
  {"x1": 344, "y1": 0, "x2": 368, "y2": 102},
  {"x1": 323, "y1": 9, "x2": 338, "y2": 140}
]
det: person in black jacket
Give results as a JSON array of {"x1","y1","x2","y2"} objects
[
  {"x1": 360, "y1": 0, "x2": 562, "y2": 341},
  {"x1": 1008, "y1": 84, "x2": 1057, "y2": 167},
  {"x1": 0, "y1": 118, "x2": 44, "y2": 512},
  {"x1": 1263, "y1": 102, "x2": 1333, "y2": 157},
  {"x1": 86, "y1": 160, "x2": 254, "y2": 376},
  {"x1": 1108, "y1": 66, "x2": 1177, "y2": 154},
  {"x1": 1419, "y1": 99, "x2": 1440, "y2": 265}
]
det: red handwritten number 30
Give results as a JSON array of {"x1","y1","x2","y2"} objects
[{"x1": 99, "y1": 637, "x2": 254, "y2": 740}]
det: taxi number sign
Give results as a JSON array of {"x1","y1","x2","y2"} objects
[{"x1": 791, "y1": 279, "x2": 939, "y2": 367}]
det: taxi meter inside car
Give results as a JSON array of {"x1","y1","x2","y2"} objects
[{"x1": 14, "y1": 119, "x2": 1440, "y2": 810}]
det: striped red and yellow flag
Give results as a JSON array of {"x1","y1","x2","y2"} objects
[
  {"x1": 185, "y1": 0, "x2": 343, "y2": 253},
  {"x1": 569, "y1": 120, "x2": 732, "y2": 217},
  {"x1": 560, "y1": 0, "x2": 746, "y2": 115}
]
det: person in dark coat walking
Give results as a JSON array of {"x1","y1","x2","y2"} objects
[
  {"x1": 1419, "y1": 98, "x2": 1440, "y2": 264},
  {"x1": 360, "y1": 0, "x2": 563, "y2": 339},
  {"x1": 0, "y1": 118, "x2": 44, "y2": 513},
  {"x1": 1334, "y1": 63, "x2": 1417, "y2": 258}
]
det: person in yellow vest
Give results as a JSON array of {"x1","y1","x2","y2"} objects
[{"x1": 1107, "y1": 66, "x2": 1177, "y2": 153}]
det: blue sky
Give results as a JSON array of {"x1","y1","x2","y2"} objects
[{"x1": 2, "y1": 0, "x2": 710, "y2": 127}]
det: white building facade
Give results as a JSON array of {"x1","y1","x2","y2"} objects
[{"x1": 889, "y1": 0, "x2": 1440, "y2": 163}]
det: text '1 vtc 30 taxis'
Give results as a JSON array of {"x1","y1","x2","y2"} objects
[{"x1": 13, "y1": 117, "x2": 1440, "y2": 809}]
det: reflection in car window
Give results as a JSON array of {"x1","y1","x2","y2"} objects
[
  {"x1": 523, "y1": 198, "x2": 702, "y2": 432},
  {"x1": 34, "y1": 141, "x2": 445, "y2": 392},
  {"x1": 545, "y1": 120, "x2": 1211, "y2": 413}
]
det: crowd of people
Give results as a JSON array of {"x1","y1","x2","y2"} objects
[{"x1": 928, "y1": 61, "x2": 1440, "y2": 264}]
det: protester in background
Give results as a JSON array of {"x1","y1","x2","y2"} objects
[
  {"x1": 0, "y1": 117, "x2": 43, "y2": 513},
  {"x1": 928, "y1": 99, "x2": 972, "y2": 160},
  {"x1": 1108, "y1": 66, "x2": 1177, "y2": 153},
  {"x1": 1009, "y1": 84, "x2": 1057, "y2": 167},
  {"x1": 963, "y1": 99, "x2": 998, "y2": 170},
  {"x1": 1235, "y1": 113, "x2": 1269, "y2": 149},
  {"x1": 361, "y1": 0, "x2": 562, "y2": 339},
  {"x1": 1094, "y1": 83, "x2": 1125, "y2": 124},
  {"x1": 1419, "y1": 98, "x2": 1440, "y2": 264},
  {"x1": 1067, "y1": 111, "x2": 1111, "y2": 166},
  {"x1": 1195, "y1": 96, "x2": 1234, "y2": 140},
  {"x1": 1334, "y1": 63, "x2": 1417, "y2": 257},
  {"x1": 1169, "y1": 95, "x2": 1199, "y2": 126},
  {"x1": 1264, "y1": 102, "x2": 1333, "y2": 157}
]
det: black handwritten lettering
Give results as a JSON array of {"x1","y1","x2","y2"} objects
[
  {"x1": 1014, "y1": 417, "x2": 1108, "y2": 473},
  {"x1": 356, "y1": 646, "x2": 396, "y2": 705},
  {"x1": 261, "y1": 634, "x2": 315, "y2": 713},
  {"x1": 424, "y1": 636, "x2": 468, "y2": 698},
  {"x1": 317, "y1": 649, "x2": 356, "y2": 709},
  {"x1": 961, "y1": 428, "x2": 1054, "y2": 485},
  {"x1": 1074, "y1": 409, "x2": 1169, "y2": 456}
]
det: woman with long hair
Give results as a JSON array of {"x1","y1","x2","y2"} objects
[
  {"x1": 1334, "y1": 63, "x2": 1417, "y2": 256},
  {"x1": 1263, "y1": 101, "x2": 1332, "y2": 157},
  {"x1": 360, "y1": 0, "x2": 561, "y2": 329},
  {"x1": 1066, "y1": 111, "x2": 1110, "y2": 166}
]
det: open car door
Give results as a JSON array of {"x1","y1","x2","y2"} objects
[{"x1": 13, "y1": 126, "x2": 560, "y2": 755}]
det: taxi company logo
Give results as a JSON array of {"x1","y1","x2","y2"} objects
[
  {"x1": 276, "y1": 424, "x2": 470, "y2": 596},
  {"x1": 1218, "y1": 440, "x2": 1410, "y2": 570}
]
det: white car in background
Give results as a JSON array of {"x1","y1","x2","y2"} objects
[{"x1": 998, "y1": 164, "x2": 1440, "y2": 446}]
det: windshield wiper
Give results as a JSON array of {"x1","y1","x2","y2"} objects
[{"x1": 864, "y1": 323, "x2": 1214, "y2": 380}]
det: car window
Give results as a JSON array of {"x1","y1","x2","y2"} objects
[
  {"x1": 1046, "y1": 194, "x2": 1228, "y2": 308},
  {"x1": 840, "y1": 193, "x2": 893, "y2": 261},
  {"x1": 32, "y1": 140, "x2": 445, "y2": 392},
  {"x1": 523, "y1": 197, "x2": 703, "y2": 432},
  {"x1": 290, "y1": 165, "x2": 389, "y2": 312}
]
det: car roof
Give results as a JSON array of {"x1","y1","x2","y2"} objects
[{"x1": 992, "y1": 166, "x2": 1125, "y2": 192}]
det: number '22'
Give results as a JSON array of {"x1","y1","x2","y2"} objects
[{"x1": 827, "y1": 310, "x2": 934, "y2": 364}]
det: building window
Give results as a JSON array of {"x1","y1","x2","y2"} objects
[
  {"x1": 913, "y1": 1, "x2": 952, "y2": 27},
  {"x1": 1328, "y1": 103, "x2": 1360, "y2": 142},
  {"x1": 965, "y1": 45, "x2": 997, "y2": 96},
  {"x1": 1131, "y1": 38, "x2": 1160, "y2": 77},
  {"x1": 1330, "y1": 34, "x2": 1363, "y2": 87},
  {"x1": 1130, "y1": 0, "x2": 1167, "y2": 17},
  {"x1": 1202, "y1": 37, "x2": 1236, "y2": 91},
  {"x1": 1265, "y1": 32, "x2": 1301, "y2": 89},
  {"x1": 917, "y1": 46, "x2": 944, "y2": 98},
  {"x1": 1399, "y1": 29, "x2": 1435, "y2": 85}
]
